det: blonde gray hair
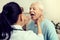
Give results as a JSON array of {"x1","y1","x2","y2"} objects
[{"x1": 31, "y1": 1, "x2": 44, "y2": 11}]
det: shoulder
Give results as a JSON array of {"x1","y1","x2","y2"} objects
[
  {"x1": 42, "y1": 19, "x2": 55, "y2": 32},
  {"x1": 25, "y1": 30, "x2": 44, "y2": 40},
  {"x1": 42, "y1": 19, "x2": 55, "y2": 28}
]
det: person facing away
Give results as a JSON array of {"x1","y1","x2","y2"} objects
[
  {"x1": 0, "y1": 2, "x2": 44, "y2": 40},
  {"x1": 27, "y1": 2, "x2": 59, "y2": 40}
]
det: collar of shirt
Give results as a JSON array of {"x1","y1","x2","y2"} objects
[{"x1": 11, "y1": 25, "x2": 23, "y2": 30}]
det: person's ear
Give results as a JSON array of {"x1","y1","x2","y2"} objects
[{"x1": 19, "y1": 14, "x2": 22, "y2": 21}]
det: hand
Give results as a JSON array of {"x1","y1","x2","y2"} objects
[
  {"x1": 35, "y1": 15, "x2": 44, "y2": 34},
  {"x1": 21, "y1": 14, "x2": 30, "y2": 27},
  {"x1": 21, "y1": 14, "x2": 30, "y2": 30},
  {"x1": 36, "y1": 15, "x2": 43, "y2": 26},
  {"x1": 23, "y1": 15, "x2": 30, "y2": 25}
]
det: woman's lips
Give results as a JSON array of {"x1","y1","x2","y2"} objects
[
  {"x1": 30, "y1": 14, "x2": 34, "y2": 16},
  {"x1": 30, "y1": 12, "x2": 35, "y2": 16}
]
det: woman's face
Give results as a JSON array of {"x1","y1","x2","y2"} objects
[{"x1": 29, "y1": 3, "x2": 43, "y2": 21}]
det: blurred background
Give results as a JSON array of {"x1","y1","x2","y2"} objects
[{"x1": 0, "y1": 0, "x2": 60, "y2": 40}]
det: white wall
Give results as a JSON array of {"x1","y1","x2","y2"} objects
[
  {"x1": 43, "y1": 0, "x2": 60, "y2": 23},
  {"x1": 0, "y1": 0, "x2": 60, "y2": 23},
  {"x1": 0, "y1": 0, "x2": 42, "y2": 12}
]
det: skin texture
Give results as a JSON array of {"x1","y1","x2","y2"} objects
[{"x1": 29, "y1": 2, "x2": 44, "y2": 34}]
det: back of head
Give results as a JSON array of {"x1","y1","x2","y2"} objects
[
  {"x1": 0, "y1": 2, "x2": 22, "y2": 40},
  {"x1": 2, "y1": 2, "x2": 22, "y2": 25}
]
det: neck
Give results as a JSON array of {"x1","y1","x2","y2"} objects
[
  {"x1": 15, "y1": 21, "x2": 23, "y2": 27},
  {"x1": 34, "y1": 16, "x2": 44, "y2": 25}
]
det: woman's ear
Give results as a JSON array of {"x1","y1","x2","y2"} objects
[{"x1": 19, "y1": 14, "x2": 22, "y2": 21}]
